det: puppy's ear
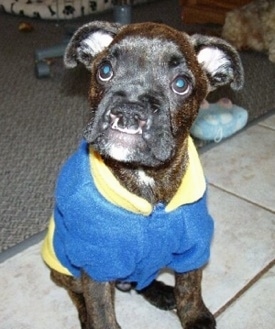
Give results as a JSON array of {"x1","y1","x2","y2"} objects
[
  {"x1": 64, "y1": 21, "x2": 121, "y2": 69},
  {"x1": 191, "y1": 34, "x2": 244, "y2": 91}
]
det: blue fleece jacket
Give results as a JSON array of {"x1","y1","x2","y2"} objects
[{"x1": 42, "y1": 139, "x2": 214, "y2": 290}]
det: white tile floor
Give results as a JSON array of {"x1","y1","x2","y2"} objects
[{"x1": 1, "y1": 113, "x2": 275, "y2": 329}]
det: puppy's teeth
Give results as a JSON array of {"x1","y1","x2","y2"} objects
[
  {"x1": 102, "y1": 122, "x2": 109, "y2": 130},
  {"x1": 105, "y1": 109, "x2": 111, "y2": 118},
  {"x1": 143, "y1": 132, "x2": 151, "y2": 139},
  {"x1": 111, "y1": 117, "x2": 119, "y2": 130},
  {"x1": 144, "y1": 117, "x2": 152, "y2": 131}
]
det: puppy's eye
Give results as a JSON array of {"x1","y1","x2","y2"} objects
[
  {"x1": 171, "y1": 76, "x2": 190, "y2": 95},
  {"x1": 97, "y1": 62, "x2": 113, "y2": 82}
]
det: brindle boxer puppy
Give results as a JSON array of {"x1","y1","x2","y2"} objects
[{"x1": 42, "y1": 21, "x2": 243, "y2": 329}]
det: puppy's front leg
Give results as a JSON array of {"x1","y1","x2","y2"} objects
[
  {"x1": 175, "y1": 269, "x2": 216, "y2": 329},
  {"x1": 82, "y1": 272, "x2": 121, "y2": 329}
]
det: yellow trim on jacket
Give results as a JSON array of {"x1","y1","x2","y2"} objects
[
  {"x1": 90, "y1": 136, "x2": 205, "y2": 215},
  {"x1": 42, "y1": 217, "x2": 71, "y2": 275}
]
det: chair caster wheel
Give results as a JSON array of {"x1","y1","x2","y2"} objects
[{"x1": 35, "y1": 61, "x2": 51, "y2": 78}]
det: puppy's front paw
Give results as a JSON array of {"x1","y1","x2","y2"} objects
[
  {"x1": 138, "y1": 280, "x2": 176, "y2": 310},
  {"x1": 185, "y1": 312, "x2": 216, "y2": 329}
]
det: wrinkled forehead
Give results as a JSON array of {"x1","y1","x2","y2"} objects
[{"x1": 108, "y1": 36, "x2": 188, "y2": 66}]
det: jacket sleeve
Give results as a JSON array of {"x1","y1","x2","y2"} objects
[{"x1": 53, "y1": 141, "x2": 142, "y2": 282}]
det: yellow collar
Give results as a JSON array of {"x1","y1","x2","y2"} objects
[{"x1": 90, "y1": 136, "x2": 206, "y2": 216}]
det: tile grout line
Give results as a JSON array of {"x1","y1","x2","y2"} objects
[
  {"x1": 214, "y1": 258, "x2": 275, "y2": 318},
  {"x1": 257, "y1": 123, "x2": 275, "y2": 132},
  {"x1": 208, "y1": 183, "x2": 275, "y2": 215}
]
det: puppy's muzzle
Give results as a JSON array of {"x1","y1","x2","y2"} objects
[{"x1": 105, "y1": 103, "x2": 151, "y2": 136}]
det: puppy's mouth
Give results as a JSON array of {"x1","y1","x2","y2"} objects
[
  {"x1": 104, "y1": 105, "x2": 151, "y2": 137},
  {"x1": 84, "y1": 102, "x2": 175, "y2": 166},
  {"x1": 109, "y1": 112, "x2": 148, "y2": 135}
]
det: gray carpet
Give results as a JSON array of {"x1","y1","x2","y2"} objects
[{"x1": 0, "y1": 0, "x2": 275, "y2": 254}]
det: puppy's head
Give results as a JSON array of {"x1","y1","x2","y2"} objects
[{"x1": 65, "y1": 22, "x2": 243, "y2": 167}]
